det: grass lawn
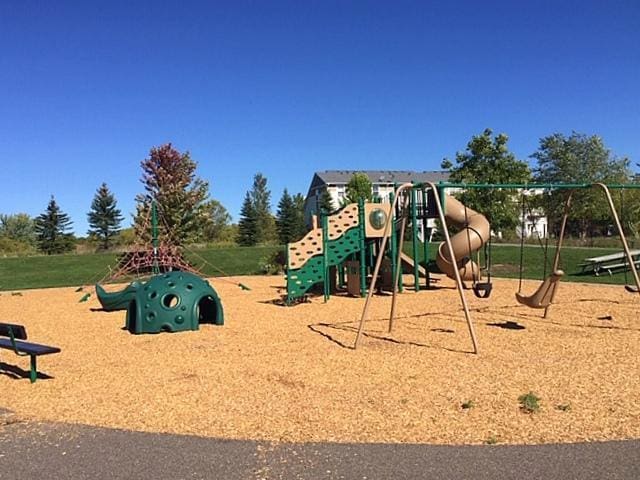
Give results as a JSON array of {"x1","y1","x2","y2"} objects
[
  {"x1": 405, "y1": 242, "x2": 638, "y2": 286},
  {"x1": 0, "y1": 242, "x2": 637, "y2": 291},
  {"x1": 0, "y1": 246, "x2": 282, "y2": 291}
]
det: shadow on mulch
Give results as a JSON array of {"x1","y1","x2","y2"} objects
[
  {"x1": 307, "y1": 321, "x2": 473, "y2": 354},
  {"x1": 0, "y1": 362, "x2": 53, "y2": 382},
  {"x1": 487, "y1": 321, "x2": 526, "y2": 330}
]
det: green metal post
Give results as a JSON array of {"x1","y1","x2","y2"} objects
[
  {"x1": 338, "y1": 261, "x2": 345, "y2": 288},
  {"x1": 151, "y1": 201, "x2": 160, "y2": 275},
  {"x1": 358, "y1": 198, "x2": 367, "y2": 297},
  {"x1": 30, "y1": 355, "x2": 37, "y2": 383},
  {"x1": 389, "y1": 192, "x2": 397, "y2": 293},
  {"x1": 285, "y1": 245, "x2": 292, "y2": 304},
  {"x1": 389, "y1": 192, "x2": 403, "y2": 293},
  {"x1": 322, "y1": 213, "x2": 329, "y2": 302},
  {"x1": 411, "y1": 187, "x2": 420, "y2": 291},
  {"x1": 438, "y1": 182, "x2": 446, "y2": 214},
  {"x1": 421, "y1": 187, "x2": 430, "y2": 288}
]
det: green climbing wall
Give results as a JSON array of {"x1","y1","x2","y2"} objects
[{"x1": 287, "y1": 227, "x2": 361, "y2": 302}]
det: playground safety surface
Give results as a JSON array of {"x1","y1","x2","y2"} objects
[{"x1": 1, "y1": 275, "x2": 639, "y2": 445}]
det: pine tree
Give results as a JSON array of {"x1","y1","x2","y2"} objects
[
  {"x1": 292, "y1": 193, "x2": 307, "y2": 239},
  {"x1": 237, "y1": 192, "x2": 258, "y2": 246},
  {"x1": 250, "y1": 173, "x2": 276, "y2": 244},
  {"x1": 35, "y1": 196, "x2": 75, "y2": 254},
  {"x1": 134, "y1": 143, "x2": 210, "y2": 245},
  {"x1": 276, "y1": 189, "x2": 296, "y2": 244},
  {"x1": 87, "y1": 183, "x2": 124, "y2": 250},
  {"x1": 318, "y1": 188, "x2": 335, "y2": 214}
]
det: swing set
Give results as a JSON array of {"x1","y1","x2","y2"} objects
[{"x1": 354, "y1": 181, "x2": 640, "y2": 353}]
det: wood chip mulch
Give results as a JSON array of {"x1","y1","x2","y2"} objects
[{"x1": 1, "y1": 275, "x2": 639, "y2": 445}]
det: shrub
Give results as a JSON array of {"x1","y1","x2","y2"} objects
[{"x1": 259, "y1": 249, "x2": 286, "y2": 275}]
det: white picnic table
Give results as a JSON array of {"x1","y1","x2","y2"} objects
[{"x1": 579, "y1": 249, "x2": 640, "y2": 276}]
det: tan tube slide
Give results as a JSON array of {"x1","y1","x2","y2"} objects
[{"x1": 435, "y1": 195, "x2": 490, "y2": 282}]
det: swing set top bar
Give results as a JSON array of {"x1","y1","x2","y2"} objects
[{"x1": 409, "y1": 182, "x2": 640, "y2": 190}]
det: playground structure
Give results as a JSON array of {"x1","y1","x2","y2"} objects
[
  {"x1": 95, "y1": 201, "x2": 226, "y2": 334},
  {"x1": 353, "y1": 181, "x2": 640, "y2": 352},
  {"x1": 285, "y1": 186, "x2": 490, "y2": 305},
  {"x1": 125, "y1": 271, "x2": 223, "y2": 334}
]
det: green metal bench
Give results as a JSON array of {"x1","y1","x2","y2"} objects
[{"x1": 0, "y1": 323, "x2": 61, "y2": 383}]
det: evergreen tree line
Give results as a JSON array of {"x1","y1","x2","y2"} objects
[
  {"x1": 2, "y1": 133, "x2": 639, "y2": 256},
  {"x1": 0, "y1": 143, "x2": 311, "y2": 255}
]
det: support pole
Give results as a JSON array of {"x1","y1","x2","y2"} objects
[
  {"x1": 595, "y1": 183, "x2": 640, "y2": 295},
  {"x1": 411, "y1": 187, "x2": 420, "y2": 291},
  {"x1": 358, "y1": 199, "x2": 367, "y2": 297},
  {"x1": 421, "y1": 187, "x2": 431, "y2": 288},
  {"x1": 354, "y1": 183, "x2": 413, "y2": 349},
  {"x1": 151, "y1": 201, "x2": 160, "y2": 275},
  {"x1": 389, "y1": 192, "x2": 411, "y2": 333},
  {"x1": 389, "y1": 192, "x2": 398, "y2": 294},
  {"x1": 322, "y1": 213, "x2": 329, "y2": 302},
  {"x1": 426, "y1": 182, "x2": 479, "y2": 354},
  {"x1": 543, "y1": 191, "x2": 573, "y2": 318}
]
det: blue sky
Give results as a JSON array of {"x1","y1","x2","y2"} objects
[{"x1": 1, "y1": 1, "x2": 638, "y2": 235}]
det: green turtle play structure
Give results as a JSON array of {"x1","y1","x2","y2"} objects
[
  {"x1": 125, "y1": 271, "x2": 223, "y2": 334},
  {"x1": 95, "y1": 281, "x2": 141, "y2": 312},
  {"x1": 95, "y1": 201, "x2": 226, "y2": 334}
]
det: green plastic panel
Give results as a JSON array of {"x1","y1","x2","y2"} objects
[{"x1": 287, "y1": 227, "x2": 361, "y2": 302}]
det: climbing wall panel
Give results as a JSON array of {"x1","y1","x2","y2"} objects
[
  {"x1": 287, "y1": 203, "x2": 360, "y2": 269},
  {"x1": 286, "y1": 227, "x2": 362, "y2": 302},
  {"x1": 288, "y1": 228, "x2": 323, "y2": 270},
  {"x1": 327, "y1": 203, "x2": 359, "y2": 239}
]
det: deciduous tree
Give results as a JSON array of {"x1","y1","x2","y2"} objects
[
  {"x1": 532, "y1": 132, "x2": 631, "y2": 238},
  {"x1": 441, "y1": 128, "x2": 531, "y2": 232},
  {"x1": 345, "y1": 173, "x2": 373, "y2": 204},
  {"x1": 135, "y1": 143, "x2": 210, "y2": 245},
  {"x1": 201, "y1": 199, "x2": 232, "y2": 243}
]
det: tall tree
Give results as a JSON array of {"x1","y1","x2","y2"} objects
[
  {"x1": 318, "y1": 188, "x2": 335, "y2": 214},
  {"x1": 441, "y1": 128, "x2": 531, "y2": 232},
  {"x1": 201, "y1": 199, "x2": 232, "y2": 243},
  {"x1": 237, "y1": 192, "x2": 258, "y2": 246},
  {"x1": 345, "y1": 173, "x2": 373, "y2": 204},
  {"x1": 251, "y1": 173, "x2": 277, "y2": 244},
  {"x1": 35, "y1": 196, "x2": 75, "y2": 254},
  {"x1": 87, "y1": 183, "x2": 124, "y2": 250},
  {"x1": 292, "y1": 193, "x2": 307, "y2": 239},
  {"x1": 276, "y1": 189, "x2": 297, "y2": 244},
  {"x1": 135, "y1": 143, "x2": 210, "y2": 245},
  {"x1": 532, "y1": 132, "x2": 631, "y2": 238}
]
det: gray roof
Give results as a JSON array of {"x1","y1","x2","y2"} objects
[{"x1": 314, "y1": 170, "x2": 450, "y2": 185}]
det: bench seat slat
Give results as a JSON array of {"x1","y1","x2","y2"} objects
[{"x1": 0, "y1": 338, "x2": 61, "y2": 356}]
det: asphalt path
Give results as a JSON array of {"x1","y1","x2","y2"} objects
[{"x1": 1, "y1": 416, "x2": 638, "y2": 480}]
